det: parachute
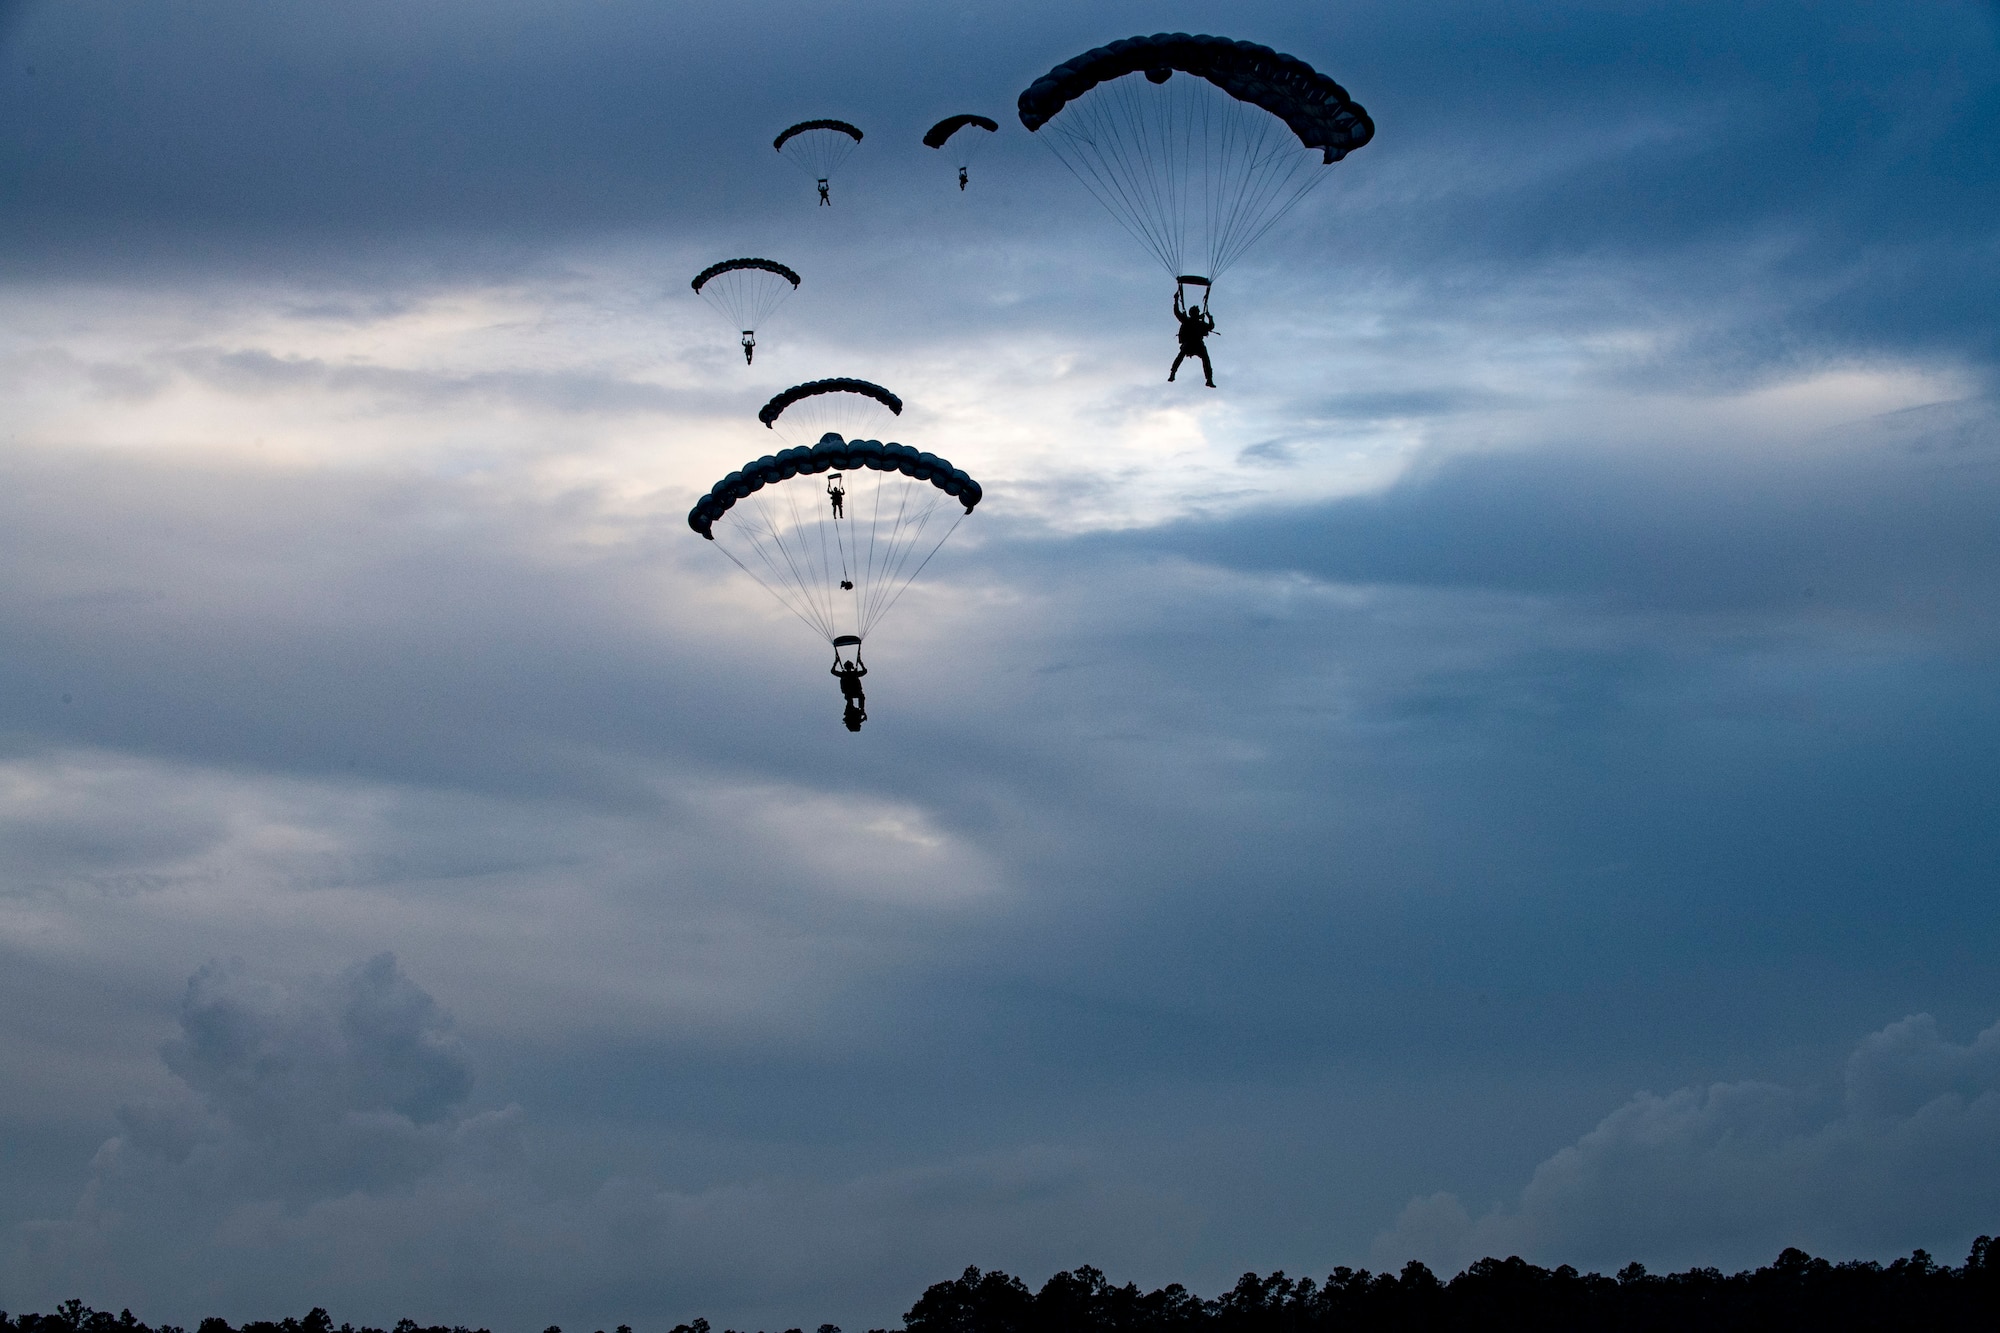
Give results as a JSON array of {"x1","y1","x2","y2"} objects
[
  {"x1": 923, "y1": 114, "x2": 999, "y2": 188},
  {"x1": 774, "y1": 119, "x2": 864, "y2": 203},
  {"x1": 922, "y1": 114, "x2": 1000, "y2": 149},
  {"x1": 691, "y1": 258, "x2": 800, "y2": 365},
  {"x1": 689, "y1": 432, "x2": 981, "y2": 651},
  {"x1": 758, "y1": 377, "x2": 904, "y2": 447},
  {"x1": 1017, "y1": 33, "x2": 1372, "y2": 286}
]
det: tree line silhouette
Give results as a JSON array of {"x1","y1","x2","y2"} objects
[{"x1": 6, "y1": 1237, "x2": 1996, "y2": 1333}]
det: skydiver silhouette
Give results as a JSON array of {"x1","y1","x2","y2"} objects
[
  {"x1": 1168, "y1": 287, "x2": 1217, "y2": 388},
  {"x1": 740, "y1": 331, "x2": 756, "y2": 365},
  {"x1": 827, "y1": 473, "x2": 846, "y2": 518},
  {"x1": 833, "y1": 654, "x2": 868, "y2": 729},
  {"x1": 817, "y1": 178, "x2": 831, "y2": 206},
  {"x1": 958, "y1": 166, "x2": 969, "y2": 190}
]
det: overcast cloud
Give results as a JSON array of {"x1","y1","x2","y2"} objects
[{"x1": 2, "y1": 1, "x2": 1998, "y2": 1329}]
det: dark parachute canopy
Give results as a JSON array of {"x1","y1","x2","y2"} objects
[
  {"x1": 690, "y1": 259, "x2": 801, "y2": 364},
  {"x1": 759, "y1": 377, "x2": 904, "y2": 429},
  {"x1": 689, "y1": 434, "x2": 981, "y2": 649},
  {"x1": 1017, "y1": 33, "x2": 1373, "y2": 283},
  {"x1": 689, "y1": 436, "x2": 981, "y2": 539},
  {"x1": 774, "y1": 119, "x2": 865, "y2": 201},
  {"x1": 690, "y1": 257, "x2": 801, "y2": 294},
  {"x1": 772, "y1": 118, "x2": 865, "y2": 152},
  {"x1": 924, "y1": 113, "x2": 999, "y2": 187},
  {"x1": 922, "y1": 114, "x2": 999, "y2": 148},
  {"x1": 1018, "y1": 34, "x2": 1372, "y2": 162}
]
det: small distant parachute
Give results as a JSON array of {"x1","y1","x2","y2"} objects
[
  {"x1": 923, "y1": 114, "x2": 999, "y2": 188},
  {"x1": 1018, "y1": 33, "x2": 1372, "y2": 286},
  {"x1": 774, "y1": 119, "x2": 864, "y2": 203},
  {"x1": 922, "y1": 114, "x2": 999, "y2": 149},
  {"x1": 689, "y1": 431, "x2": 981, "y2": 652},
  {"x1": 691, "y1": 258, "x2": 800, "y2": 365},
  {"x1": 758, "y1": 377, "x2": 904, "y2": 448}
]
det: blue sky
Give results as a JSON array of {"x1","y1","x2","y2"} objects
[{"x1": 2, "y1": 1, "x2": 1999, "y2": 1329}]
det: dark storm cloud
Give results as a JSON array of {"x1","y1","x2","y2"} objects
[
  {"x1": 3, "y1": 1, "x2": 1991, "y2": 276},
  {"x1": 4, "y1": 416, "x2": 2000, "y2": 1322},
  {"x1": 6, "y1": 0, "x2": 1994, "y2": 389},
  {"x1": 4, "y1": 2, "x2": 2000, "y2": 1328}
]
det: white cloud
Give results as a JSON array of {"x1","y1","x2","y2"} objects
[{"x1": 1371, "y1": 1013, "x2": 2000, "y2": 1277}]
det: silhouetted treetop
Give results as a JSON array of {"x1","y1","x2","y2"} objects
[{"x1": 4, "y1": 1236, "x2": 1995, "y2": 1333}]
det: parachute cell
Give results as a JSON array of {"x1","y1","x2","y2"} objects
[
  {"x1": 1017, "y1": 33, "x2": 1373, "y2": 283},
  {"x1": 691, "y1": 258, "x2": 800, "y2": 364}
]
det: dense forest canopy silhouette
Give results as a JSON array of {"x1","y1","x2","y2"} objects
[{"x1": 8, "y1": 1238, "x2": 1995, "y2": 1333}]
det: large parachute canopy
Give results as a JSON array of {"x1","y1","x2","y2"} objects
[
  {"x1": 689, "y1": 433, "x2": 981, "y2": 650},
  {"x1": 1017, "y1": 33, "x2": 1373, "y2": 284},
  {"x1": 924, "y1": 114, "x2": 999, "y2": 184},
  {"x1": 774, "y1": 119, "x2": 864, "y2": 200},
  {"x1": 690, "y1": 258, "x2": 800, "y2": 364},
  {"x1": 759, "y1": 377, "x2": 904, "y2": 449}
]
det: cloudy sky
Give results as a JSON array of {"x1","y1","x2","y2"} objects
[{"x1": 3, "y1": 0, "x2": 1999, "y2": 1329}]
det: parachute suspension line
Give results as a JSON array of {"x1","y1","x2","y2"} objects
[
  {"x1": 1039, "y1": 72, "x2": 1328, "y2": 282},
  {"x1": 781, "y1": 474, "x2": 840, "y2": 637},
  {"x1": 1054, "y1": 73, "x2": 1191, "y2": 274},
  {"x1": 1041, "y1": 75, "x2": 1186, "y2": 276},
  {"x1": 827, "y1": 472, "x2": 856, "y2": 593},
  {"x1": 865, "y1": 504, "x2": 964, "y2": 640},
  {"x1": 862, "y1": 474, "x2": 926, "y2": 633},
  {"x1": 760, "y1": 485, "x2": 839, "y2": 639},
  {"x1": 707, "y1": 540, "x2": 831, "y2": 643},
  {"x1": 696, "y1": 269, "x2": 794, "y2": 333},
  {"x1": 715, "y1": 470, "x2": 953, "y2": 649},
  {"x1": 854, "y1": 470, "x2": 957, "y2": 639},
  {"x1": 858, "y1": 468, "x2": 907, "y2": 635},
  {"x1": 1197, "y1": 81, "x2": 1325, "y2": 278},
  {"x1": 714, "y1": 498, "x2": 836, "y2": 643}
]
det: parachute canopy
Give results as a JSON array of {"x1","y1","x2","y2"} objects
[
  {"x1": 923, "y1": 114, "x2": 999, "y2": 148},
  {"x1": 759, "y1": 377, "x2": 904, "y2": 451},
  {"x1": 690, "y1": 433, "x2": 981, "y2": 649},
  {"x1": 1018, "y1": 34, "x2": 1372, "y2": 162},
  {"x1": 689, "y1": 435, "x2": 981, "y2": 538},
  {"x1": 773, "y1": 118, "x2": 864, "y2": 153},
  {"x1": 774, "y1": 119, "x2": 864, "y2": 196},
  {"x1": 1017, "y1": 33, "x2": 1373, "y2": 282},
  {"x1": 691, "y1": 258, "x2": 800, "y2": 363},
  {"x1": 691, "y1": 257, "x2": 800, "y2": 295},
  {"x1": 760, "y1": 377, "x2": 903, "y2": 428}
]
